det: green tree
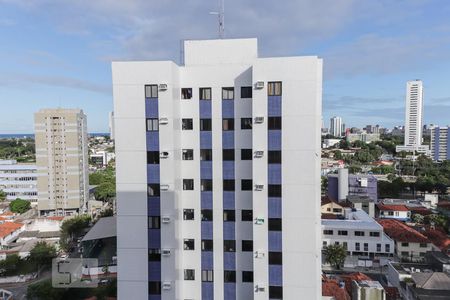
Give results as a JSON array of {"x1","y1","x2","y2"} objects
[
  {"x1": 0, "y1": 254, "x2": 21, "y2": 276},
  {"x1": 348, "y1": 165, "x2": 362, "y2": 174},
  {"x1": 94, "y1": 181, "x2": 116, "y2": 201},
  {"x1": 9, "y1": 198, "x2": 31, "y2": 213},
  {"x1": 412, "y1": 214, "x2": 425, "y2": 224},
  {"x1": 339, "y1": 140, "x2": 350, "y2": 150},
  {"x1": 333, "y1": 150, "x2": 343, "y2": 160},
  {"x1": 321, "y1": 177, "x2": 328, "y2": 194},
  {"x1": 29, "y1": 242, "x2": 57, "y2": 271},
  {"x1": 27, "y1": 279, "x2": 65, "y2": 300},
  {"x1": 323, "y1": 244, "x2": 347, "y2": 270},
  {"x1": 0, "y1": 189, "x2": 7, "y2": 201},
  {"x1": 60, "y1": 215, "x2": 91, "y2": 251},
  {"x1": 99, "y1": 208, "x2": 114, "y2": 218}
]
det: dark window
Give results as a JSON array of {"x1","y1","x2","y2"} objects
[
  {"x1": 241, "y1": 118, "x2": 252, "y2": 129},
  {"x1": 145, "y1": 85, "x2": 158, "y2": 98},
  {"x1": 181, "y1": 88, "x2": 192, "y2": 99},
  {"x1": 148, "y1": 248, "x2": 161, "y2": 261},
  {"x1": 223, "y1": 210, "x2": 235, "y2": 222},
  {"x1": 364, "y1": 243, "x2": 368, "y2": 251},
  {"x1": 420, "y1": 243, "x2": 428, "y2": 248},
  {"x1": 224, "y1": 240, "x2": 236, "y2": 252},
  {"x1": 223, "y1": 118, "x2": 234, "y2": 131},
  {"x1": 268, "y1": 184, "x2": 282, "y2": 197},
  {"x1": 201, "y1": 209, "x2": 213, "y2": 221},
  {"x1": 241, "y1": 179, "x2": 252, "y2": 191},
  {"x1": 269, "y1": 286, "x2": 283, "y2": 299},
  {"x1": 241, "y1": 149, "x2": 252, "y2": 160},
  {"x1": 200, "y1": 119, "x2": 212, "y2": 131},
  {"x1": 224, "y1": 271, "x2": 236, "y2": 283},
  {"x1": 269, "y1": 218, "x2": 282, "y2": 231},
  {"x1": 223, "y1": 149, "x2": 235, "y2": 161},
  {"x1": 147, "y1": 151, "x2": 160, "y2": 164},
  {"x1": 201, "y1": 240, "x2": 213, "y2": 251},
  {"x1": 184, "y1": 269, "x2": 195, "y2": 280},
  {"x1": 385, "y1": 244, "x2": 390, "y2": 252},
  {"x1": 200, "y1": 149, "x2": 213, "y2": 161},
  {"x1": 370, "y1": 232, "x2": 380, "y2": 237},
  {"x1": 200, "y1": 88, "x2": 211, "y2": 100},
  {"x1": 182, "y1": 149, "x2": 194, "y2": 160},
  {"x1": 268, "y1": 151, "x2": 281, "y2": 164},
  {"x1": 183, "y1": 209, "x2": 194, "y2": 220},
  {"x1": 242, "y1": 271, "x2": 253, "y2": 282},
  {"x1": 401, "y1": 242, "x2": 409, "y2": 247},
  {"x1": 223, "y1": 180, "x2": 235, "y2": 191},
  {"x1": 338, "y1": 230, "x2": 348, "y2": 236},
  {"x1": 148, "y1": 216, "x2": 160, "y2": 229},
  {"x1": 183, "y1": 179, "x2": 194, "y2": 190},
  {"x1": 242, "y1": 240, "x2": 253, "y2": 252},
  {"x1": 182, "y1": 118, "x2": 193, "y2": 130},
  {"x1": 146, "y1": 118, "x2": 159, "y2": 131},
  {"x1": 148, "y1": 184, "x2": 160, "y2": 197},
  {"x1": 201, "y1": 179, "x2": 213, "y2": 191},
  {"x1": 241, "y1": 86, "x2": 252, "y2": 98},
  {"x1": 222, "y1": 87, "x2": 234, "y2": 100},
  {"x1": 268, "y1": 81, "x2": 282, "y2": 96},
  {"x1": 269, "y1": 252, "x2": 282, "y2": 265},
  {"x1": 376, "y1": 244, "x2": 381, "y2": 252},
  {"x1": 202, "y1": 270, "x2": 214, "y2": 282},
  {"x1": 184, "y1": 239, "x2": 195, "y2": 250},
  {"x1": 355, "y1": 231, "x2": 365, "y2": 236},
  {"x1": 241, "y1": 210, "x2": 253, "y2": 221},
  {"x1": 268, "y1": 117, "x2": 282, "y2": 130},
  {"x1": 148, "y1": 281, "x2": 161, "y2": 295},
  {"x1": 323, "y1": 230, "x2": 333, "y2": 235},
  {"x1": 355, "y1": 243, "x2": 360, "y2": 251}
]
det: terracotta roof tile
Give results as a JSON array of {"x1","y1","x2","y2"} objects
[
  {"x1": 0, "y1": 222, "x2": 23, "y2": 239},
  {"x1": 377, "y1": 203, "x2": 410, "y2": 212},
  {"x1": 377, "y1": 219, "x2": 429, "y2": 243},
  {"x1": 322, "y1": 277, "x2": 350, "y2": 300}
]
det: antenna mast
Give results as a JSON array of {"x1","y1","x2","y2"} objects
[{"x1": 210, "y1": 0, "x2": 225, "y2": 38}]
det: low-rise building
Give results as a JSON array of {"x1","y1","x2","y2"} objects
[
  {"x1": 328, "y1": 168, "x2": 378, "y2": 202},
  {"x1": 321, "y1": 198, "x2": 347, "y2": 216},
  {"x1": 352, "y1": 280, "x2": 386, "y2": 300},
  {"x1": 322, "y1": 208, "x2": 395, "y2": 260},
  {"x1": 377, "y1": 203, "x2": 411, "y2": 221},
  {"x1": 0, "y1": 160, "x2": 37, "y2": 203},
  {"x1": 0, "y1": 221, "x2": 24, "y2": 247},
  {"x1": 378, "y1": 219, "x2": 433, "y2": 261},
  {"x1": 346, "y1": 133, "x2": 381, "y2": 144}
]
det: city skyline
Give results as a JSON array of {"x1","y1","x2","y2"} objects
[{"x1": 1, "y1": 1, "x2": 450, "y2": 134}]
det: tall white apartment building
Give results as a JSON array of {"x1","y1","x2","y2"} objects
[
  {"x1": 34, "y1": 108, "x2": 89, "y2": 216},
  {"x1": 430, "y1": 126, "x2": 450, "y2": 161},
  {"x1": 112, "y1": 38, "x2": 322, "y2": 300},
  {"x1": 396, "y1": 80, "x2": 429, "y2": 154},
  {"x1": 0, "y1": 160, "x2": 37, "y2": 203},
  {"x1": 329, "y1": 116, "x2": 343, "y2": 137}
]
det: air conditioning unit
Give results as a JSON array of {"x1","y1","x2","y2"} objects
[
  {"x1": 255, "y1": 250, "x2": 265, "y2": 258},
  {"x1": 162, "y1": 281, "x2": 172, "y2": 290},
  {"x1": 160, "y1": 184, "x2": 169, "y2": 191},
  {"x1": 255, "y1": 284, "x2": 266, "y2": 292},
  {"x1": 159, "y1": 84, "x2": 168, "y2": 91},
  {"x1": 161, "y1": 249, "x2": 171, "y2": 256},
  {"x1": 160, "y1": 151, "x2": 169, "y2": 158},
  {"x1": 255, "y1": 81, "x2": 264, "y2": 89},
  {"x1": 159, "y1": 117, "x2": 169, "y2": 125},
  {"x1": 254, "y1": 117, "x2": 264, "y2": 123},
  {"x1": 255, "y1": 217, "x2": 264, "y2": 225},
  {"x1": 255, "y1": 184, "x2": 264, "y2": 191},
  {"x1": 254, "y1": 151, "x2": 264, "y2": 158},
  {"x1": 161, "y1": 216, "x2": 171, "y2": 224}
]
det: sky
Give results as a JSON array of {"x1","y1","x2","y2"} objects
[{"x1": 0, "y1": 0, "x2": 449, "y2": 133}]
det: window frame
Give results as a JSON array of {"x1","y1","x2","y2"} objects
[
  {"x1": 222, "y1": 87, "x2": 234, "y2": 100},
  {"x1": 268, "y1": 81, "x2": 282, "y2": 96},
  {"x1": 145, "y1": 84, "x2": 158, "y2": 98},
  {"x1": 182, "y1": 118, "x2": 193, "y2": 130},
  {"x1": 240, "y1": 118, "x2": 252, "y2": 130},
  {"x1": 182, "y1": 149, "x2": 194, "y2": 160},
  {"x1": 183, "y1": 209, "x2": 195, "y2": 220},
  {"x1": 146, "y1": 118, "x2": 159, "y2": 131},
  {"x1": 199, "y1": 88, "x2": 212, "y2": 100},
  {"x1": 181, "y1": 88, "x2": 192, "y2": 100},
  {"x1": 241, "y1": 179, "x2": 252, "y2": 191},
  {"x1": 183, "y1": 179, "x2": 194, "y2": 191},
  {"x1": 267, "y1": 117, "x2": 282, "y2": 130},
  {"x1": 222, "y1": 118, "x2": 235, "y2": 131},
  {"x1": 200, "y1": 118, "x2": 212, "y2": 131},
  {"x1": 240, "y1": 86, "x2": 252, "y2": 98}
]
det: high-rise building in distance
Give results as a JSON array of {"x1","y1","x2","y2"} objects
[
  {"x1": 34, "y1": 108, "x2": 89, "y2": 216},
  {"x1": 109, "y1": 111, "x2": 115, "y2": 140},
  {"x1": 330, "y1": 116, "x2": 343, "y2": 137},
  {"x1": 112, "y1": 38, "x2": 322, "y2": 300},
  {"x1": 430, "y1": 126, "x2": 450, "y2": 161}
]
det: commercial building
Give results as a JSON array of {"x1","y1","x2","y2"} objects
[
  {"x1": 34, "y1": 108, "x2": 89, "y2": 216},
  {"x1": 396, "y1": 80, "x2": 429, "y2": 154},
  {"x1": 112, "y1": 38, "x2": 322, "y2": 299},
  {"x1": 330, "y1": 116, "x2": 344, "y2": 137},
  {"x1": 0, "y1": 160, "x2": 37, "y2": 203},
  {"x1": 430, "y1": 125, "x2": 450, "y2": 161},
  {"x1": 346, "y1": 132, "x2": 380, "y2": 144},
  {"x1": 328, "y1": 169, "x2": 378, "y2": 202},
  {"x1": 322, "y1": 208, "x2": 395, "y2": 259}
]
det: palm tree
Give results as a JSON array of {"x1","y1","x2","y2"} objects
[{"x1": 324, "y1": 244, "x2": 347, "y2": 270}]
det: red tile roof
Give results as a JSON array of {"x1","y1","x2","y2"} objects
[
  {"x1": 340, "y1": 273, "x2": 373, "y2": 295},
  {"x1": 384, "y1": 286, "x2": 401, "y2": 300},
  {"x1": 0, "y1": 222, "x2": 23, "y2": 239},
  {"x1": 377, "y1": 203, "x2": 409, "y2": 212},
  {"x1": 437, "y1": 201, "x2": 450, "y2": 210},
  {"x1": 422, "y1": 227, "x2": 450, "y2": 252},
  {"x1": 322, "y1": 276, "x2": 350, "y2": 300},
  {"x1": 377, "y1": 219, "x2": 429, "y2": 243},
  {"x1": 409, "y1": 207, "x2": 432, "y2": 216}
]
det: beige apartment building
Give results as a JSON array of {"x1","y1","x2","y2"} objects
[{"x1": 34, "y1": 108, "x2": 89, "y2": 216}]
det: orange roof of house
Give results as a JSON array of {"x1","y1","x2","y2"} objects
[
  {"x1": 340, "y1": 273, "x2": 373, "y2": 295},
  {"x1": 322, "y1": 276, "x2": 350, "y2": 300},
  {"x1": 422, "y1": 227, "x2": 450, "y2": 252},
  {"x1": 377, "y1": 203, "x2": 409, "y2": 212},
  {"x1": 409, "y1": 207, "x2": 432, "y2": 216},
  {"x1": 377, "y1": 219, "x2": 429, "y2": 243},
  {"x1": 0, "y1": 222, "x2": 23, "y2": 239},
  {"x1": 0, "y1": 211, "x2": 14, "y2": 216}
]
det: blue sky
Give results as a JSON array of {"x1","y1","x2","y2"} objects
[{"x1": 0, "y1": 0, "x2": 449, "y2": 133}]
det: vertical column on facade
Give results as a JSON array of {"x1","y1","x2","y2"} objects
[
  {"x1": 145, "y1": 85, "x2": 162, "y2": 299},
  {"x1": 222, "y1": 88, "x2": 236, "y2": 300},
  {"x1": 267, "y1": 82, "x2": 283, "y2": 299},
  {"x1": 200, "y1": 91, "x2": 214, "y2": 299}
]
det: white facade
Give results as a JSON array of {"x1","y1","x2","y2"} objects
[
  {"x1": 329, "y1": 116, "x2": 343, "y2": 137},
  {"x1": 112, "y1": 38, "x2": 322, "y2": 299},
  {"x1": 322, "y1": 209, "x2": 394, "y2": 257},
  {"x1": 0, "y1": 160, "x2": 37, "y2": 203}
]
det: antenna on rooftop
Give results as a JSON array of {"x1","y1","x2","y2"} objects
[{"x1": 210, "y1": 0, "x2": 225, "y2": 38}]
